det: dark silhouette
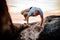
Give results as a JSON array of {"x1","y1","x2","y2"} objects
[
  {"x1": 0, "y1": 0, "x2": 29, "y2": 40},
  {"x1": 0, "y1": 0, "x2": 19, "y2": 40}
]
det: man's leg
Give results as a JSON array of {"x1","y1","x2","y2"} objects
[{"x1": 23, "y1": 12, "x2": 28, "y2": 21}]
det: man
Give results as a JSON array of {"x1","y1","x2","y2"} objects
[
  {"x1": 21, "y1": 7, "x2": 43, "y2": 26},
  {"x1": 21, "y1": 7, "x2": 32, "y2": 20}
]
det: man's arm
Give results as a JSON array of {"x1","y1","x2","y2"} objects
[{"x1": 40, "y1": 15, "x2": 43, "y2": 27}]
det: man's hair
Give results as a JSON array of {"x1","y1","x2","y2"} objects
[{"x1": 30, "y1": 7, "x2": 32, "y2": 9}]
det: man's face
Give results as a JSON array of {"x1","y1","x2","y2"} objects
[{"x1": 33, "y1": 10, "x2": 39, "y2": 16}]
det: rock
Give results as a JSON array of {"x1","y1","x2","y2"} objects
[
  {"x1": 17, "y1": 15, "x2": 60, "y2": 40},
  {"x1": 38, "y1": 15, "x2": 60, "y2": 40},
  {"x1": 17, "y1": 22, "x2": 43, "y2": 40}
]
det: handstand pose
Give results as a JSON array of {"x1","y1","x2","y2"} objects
[{"x1": 21, "y1": 7, "x2": 43, "y2": 26}]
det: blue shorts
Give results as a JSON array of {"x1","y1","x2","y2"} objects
[{"x1": 28, "y1": 7, "x2": 43, "y2": 16}]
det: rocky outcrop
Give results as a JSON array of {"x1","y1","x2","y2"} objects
[
  {"x1": 17, "y1": 23, "x2": 43, "y2": 40},
  {"x1": 17, "y1": 15, "x2": 60, "y2": 40},
  {"x1": 38, "y1": 15, "x2": 60, "y2": 40}
]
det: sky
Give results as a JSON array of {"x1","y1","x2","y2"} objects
[
  {"x1": 6, "y1": 0, "x2": 58, "y2": 13},
  {"x1": 6, "y1": 0, "x2": 60, "y2": 24}
]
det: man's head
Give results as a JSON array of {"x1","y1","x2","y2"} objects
[{"x1": 33, "y1": 10, "x2": 39, "y2": 16}]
